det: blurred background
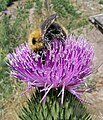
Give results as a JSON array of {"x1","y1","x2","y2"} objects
[{"x1": 0, "y1": 0, "x2": 103, "y2": 119}]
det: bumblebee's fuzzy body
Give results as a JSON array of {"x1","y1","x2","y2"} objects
[
  {"x1": 43, "y1": 23, "x2": 68, "y2": 43},
  {"x1": 28, "y1": 14, "x2": 68, "y2": 51}
]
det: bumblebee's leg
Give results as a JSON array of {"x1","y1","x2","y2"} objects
[{"x1": 36, "y1": 50, "x2": 45, "y2": 65}]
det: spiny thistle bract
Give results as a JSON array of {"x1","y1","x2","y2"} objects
[
  {"x1": 7, "y1": 35, "x2": 94, "y2": 105},
  {"x1": 18, "y1": 90, "x2": 92, "y2": 120}
]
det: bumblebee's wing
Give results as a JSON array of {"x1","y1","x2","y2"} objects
[{"x1": 40, "y1": 14, "x2": 58, "y2": 32}]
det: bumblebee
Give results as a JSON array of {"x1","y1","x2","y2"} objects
[{"x1": 28, "y1": 14, "x2": 68, "y2": 52}]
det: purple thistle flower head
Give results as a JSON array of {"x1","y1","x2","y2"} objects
[{"x1": 7, "y1": 35, "x2": 94, "y2": 104}]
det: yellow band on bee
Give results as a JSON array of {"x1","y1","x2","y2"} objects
[
  {"x1": 30, "y1": 29, "x2": 42, "y2": 39},
  {"x1": 28, "y1": 29, "x2": 43, "y2": 51}
]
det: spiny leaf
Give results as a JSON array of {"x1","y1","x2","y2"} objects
[{"x1": 18, "y1": 89, "x2": 92, "y2": 120}]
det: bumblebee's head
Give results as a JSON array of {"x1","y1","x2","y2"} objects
[{"x1": 28, "y1": 29, "x2": 44, "y2": 51}]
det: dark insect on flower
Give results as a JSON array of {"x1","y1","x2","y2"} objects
[{"x1": 28, "y1": 14, "x2": 68, "y2": 52}]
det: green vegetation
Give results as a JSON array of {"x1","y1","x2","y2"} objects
[
  {"x1": 51, "y1": 0, "x2": 80, "y2": 18},
  {"x1": 35, "y1": 0, "x2": 42, "y2": 14},
  {"x1": 0, "y1": 0, "x2": 16, "y2": 12},
  {"x1": 0, "y1": 2, "x2": 30, "y2": 104},
  {"x1": 0, "y1": 15, "x2": 13, "y2": 101},
  {"x1": 19, "y1": 90, "x2": 92, "y2": 120},
  {"x1": 24, "y1": 0, "x2": 34, "y2": 9},
  {"x1": 99, "y1": 0, "x2": 103, "y2": 4},
  {"x1": 76, "y1": 17, "x2": 89, "y2": 28}
]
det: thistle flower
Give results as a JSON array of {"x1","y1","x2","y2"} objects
[{"x1": 7, "y1": 35, "x2": 94, "y2": 105}]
